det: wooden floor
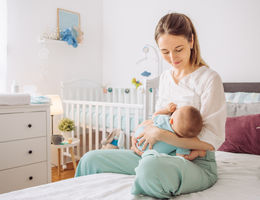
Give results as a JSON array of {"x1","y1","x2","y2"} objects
[{"x1": 52, "y1": 162, "x2": 77, "y2": 182}]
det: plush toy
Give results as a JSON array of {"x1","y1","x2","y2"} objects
[
  {"x1": 60, "y1": 28, "x2": 78, "y2": 48},
  {"x1": 101, "y1": 129, "x2": 125, "y2": 149},
  {"x1": 132, "y1": 78, "x2": 142, "y2": 89}
]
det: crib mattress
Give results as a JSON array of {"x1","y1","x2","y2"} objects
[{"x1": 1, "y1": 151, "x2": 260, "y2": 200}]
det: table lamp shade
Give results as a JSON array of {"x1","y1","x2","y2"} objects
[{"x1": 46, "y1": 95, "x2": 63, "y2": 115}]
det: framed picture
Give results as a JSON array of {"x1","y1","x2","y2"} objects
[{"x1": 57, "y1": 8, "x2": 81, "y2": 39}]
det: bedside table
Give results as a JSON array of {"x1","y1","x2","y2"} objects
[{"x1": 51, "y1": 138, "x2": 80, "y2": 176}]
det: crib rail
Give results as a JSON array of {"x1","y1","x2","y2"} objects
[
  {"x1": 63, "y1": 100, "x2": 144, "y2": 158},
  {"x1": 61, "y1": 84, "x2": 146, "y2": 104}
]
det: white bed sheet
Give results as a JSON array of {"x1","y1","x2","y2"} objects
[{"x1": 1, "y1": 151, "x2": 260, "y2": 200}]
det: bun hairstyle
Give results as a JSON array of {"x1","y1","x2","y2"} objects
[{"x1": 154, "y1": 13, "x2": 208, "y2": 68}]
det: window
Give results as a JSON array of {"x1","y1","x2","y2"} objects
[{"x1": 0, "y1": 0, "x2": 7, "y2": 92}]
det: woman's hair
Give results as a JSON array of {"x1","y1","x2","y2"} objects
[{"x1": 155, "y1": 13, "x2": 208, "y2": 67}]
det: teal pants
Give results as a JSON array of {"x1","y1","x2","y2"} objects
[{"x1": 75, "y1": 149, "x2": 217, "y2": 199}]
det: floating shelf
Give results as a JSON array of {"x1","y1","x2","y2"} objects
[{"x1": 38, "y1": 38, "x2": 85, "y2": 47}]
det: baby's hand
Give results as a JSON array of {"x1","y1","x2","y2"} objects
[
  {"x1": 167, "y1": 103, "x2": 177, "y2": 112},
  {"x1": 184, "y1": 150, "x2": 206, "y2": 160}
]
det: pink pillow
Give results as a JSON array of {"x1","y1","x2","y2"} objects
[{"x1": 218, "y1": 114, "x2": 260, "y2": 155}]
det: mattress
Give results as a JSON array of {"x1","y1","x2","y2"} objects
[{"x1": 1, "y1": 151, "x2": 260, "y2": 200}]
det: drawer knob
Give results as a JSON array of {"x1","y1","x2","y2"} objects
[
  {"x1": 28, "y1": 124, "x2": 32, "y2": 128},
  {"x1": 29, "y1": 176, "x2": 33, "y2": 180},
  {"x1": 28, "y1": 150, "x2": 33, "y2": 154}
]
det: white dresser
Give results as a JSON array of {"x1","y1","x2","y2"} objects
[{"x1": 0, "y1": 104, "x2": 51, "y2": 194}]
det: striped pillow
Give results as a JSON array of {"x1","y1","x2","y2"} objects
[{"x1": 225, "y1": 92, "x2": 260, "y2": 103}]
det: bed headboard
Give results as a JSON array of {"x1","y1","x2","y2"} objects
[
  {"x1": 142, "y1": 80, "x2": 260, "y2": 120},
  {"x1": 223, "y1": 82, "x2": 260, "y2": 93}
]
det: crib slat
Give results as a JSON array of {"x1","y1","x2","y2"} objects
[
  {"x1": 90, "y1": 88, "x2": 93, "y2": 101},
  {"x1": 109, "y1": 106, "x2": 113, "y2": 132},
  {"x1": 71, "y1": 104, "x2": 75, "y2": 139},
  {"x1": 83, "y1": 88, "x2": 87, "y2": 100},
  {"x1": 65, "y1": 103, "x2": 69, "y2": 118},
  {"x1": 130, "y1": 88, "x2": 135, "y2": 104},
  {"x1": 123, "y1": 90, "x2": 127, "y2": 104},
  {"x1": 117, "y1": 107, "x2": 121, "y2": 129},
  {"x1": 152, "y1": 89, "x2": 156, "y2": 114},
  {"x1": 89, "y1": 105, "x2": 92, "y2": 151},
  {"x1": 82, "y1": 104, "x2": 86, "y2": 154},
  {"x1": 95, "y1": 105, "x2": 99, "y2": 150},
  {"x1": 71, "y1": 103, "x2": 74, "y2": 122},
  {"x1": 126, "y1": 107, "x2": 130, "y2": 149},
  {"x1": 76, "y1": 104, "x2": 80, "y2": 156},
  {"x1": 118, "y1": 89, "x2": 122, "y2": 103},
  {"x1": 135, "y1": 108, "x2": 139, "y2": 129},
  {"x1": 113, "y1": 89, "x2": 117, "y2": 102},
  {"x1": 102, "y1": 105, "x2": 106, "y2": 141}
]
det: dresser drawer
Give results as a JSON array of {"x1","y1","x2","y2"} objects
[
  {"x1": 0, "y1": 112, "x2": 46, "y2": 142},
  {"x1": 0, "y1": 137, "x2": 47, "y2": 170},
  {"x1": 0, "y1": 162, "x2": 48, "y2": 194}
]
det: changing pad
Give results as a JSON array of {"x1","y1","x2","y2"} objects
[{"x1": 0, "y1": 94, "x2": 31, "y2": 105}]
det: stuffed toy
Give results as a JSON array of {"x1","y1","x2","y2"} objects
[
  {"x1": 60, "y1": 28, "x2": 78, "y2": 48},
  {"x1": 131, "y1": 78, "x2": 142, "y2": 89},
  {"x1": 101, "y1": 129, "x2": 125, "y2": 149}
]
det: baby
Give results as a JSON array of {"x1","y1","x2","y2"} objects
[{"x1": 134, "y1": 103, "x2": 203, "y2": 157}]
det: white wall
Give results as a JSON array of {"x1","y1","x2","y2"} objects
[
  {"x1": 102, "y1": 0, "x2": 260, "y2": 87},
  {"x1": 7, "y1": 0, "x2": 103, "y2": 95}
]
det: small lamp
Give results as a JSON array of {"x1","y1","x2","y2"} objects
[{"x1": 46, "y1": 95, "x2": 63, "y2": 135}]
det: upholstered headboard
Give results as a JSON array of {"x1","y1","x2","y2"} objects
[{"x1": 223, "y1": 82, "x2": 260, "y2": 93}]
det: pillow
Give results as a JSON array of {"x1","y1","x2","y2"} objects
[
  {"x1": 218, "y1": 113, "x2": 260, "y2": 155},
  {"x1": 226, "y1": 102, "x2": 260, "y2": 117},
  {"x1": 225, "y1": 92, "x2": 260, "y2": 103}
]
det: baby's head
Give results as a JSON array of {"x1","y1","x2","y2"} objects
[{"x1": 170, "y1": 106, "x2": 203, "y2": 138}]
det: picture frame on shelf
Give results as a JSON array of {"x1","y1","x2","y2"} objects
[{"x1": 57, "y1": 8, "x2": 81, "y2": 40}]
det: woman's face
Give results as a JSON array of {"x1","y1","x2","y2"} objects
[{"x1": 157, "y1": 34, "x2": 193, "y2": 70}]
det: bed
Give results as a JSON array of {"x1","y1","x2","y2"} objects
[
  {"x1": 1, "y1": 151, "x2": 259, "y2": 200},
  {"x1": 1, "y1": 82, "x2": 260, "y2": 200}
]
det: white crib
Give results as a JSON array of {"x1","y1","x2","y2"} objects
[{"x1": 60, "y1": 77, "x2": 159, "y2": 160}]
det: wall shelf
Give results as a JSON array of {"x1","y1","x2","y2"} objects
[{"x1": 38, "y1": 38, "x2": 85, "y2": 47}]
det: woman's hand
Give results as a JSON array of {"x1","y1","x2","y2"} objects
[
  {"x1": 131, "y1": 135, "x2": 143, "y2": 156},
  {"x1": 137, "y1": 124, "x2": 161, "y2": 151}
]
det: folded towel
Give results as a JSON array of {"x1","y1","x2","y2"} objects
[
  {"x1": 0, "y1": 93, "x2": 31, "y2": 105},
  {"x1": 31, "y1": 96, "x2": 50, "y2": 104}
]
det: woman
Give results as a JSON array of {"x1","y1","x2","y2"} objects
[{"x1": 75, "y1": 13, "x2": 226, "y2": 199}]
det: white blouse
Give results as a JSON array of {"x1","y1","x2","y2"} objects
[{"x1": 155, "y1": 66, "x2": 226, "y2": 150}]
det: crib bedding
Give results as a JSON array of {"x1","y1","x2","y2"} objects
[
  {"x1": 69, "y1": 108, "x2": 144, "y2": 132},
  {"x1": 1, "y1": 151, "x2": 260, "y2": 200}
]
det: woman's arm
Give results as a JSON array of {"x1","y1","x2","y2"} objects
[{"x1": 137, "y1": 124, "x2": 214, "y2": 151}]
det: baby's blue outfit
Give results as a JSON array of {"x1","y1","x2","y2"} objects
[{"x1": 135, "y1": 114, "x2": 190, "y2": 155}]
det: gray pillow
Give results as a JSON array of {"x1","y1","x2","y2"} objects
[{"x1": 227, "y1": 102, "x2": 260, "y2": 117}]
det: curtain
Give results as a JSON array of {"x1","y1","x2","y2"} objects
[{"x1": 0, "y1": 0, "x2": 7, "y2": 92}]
